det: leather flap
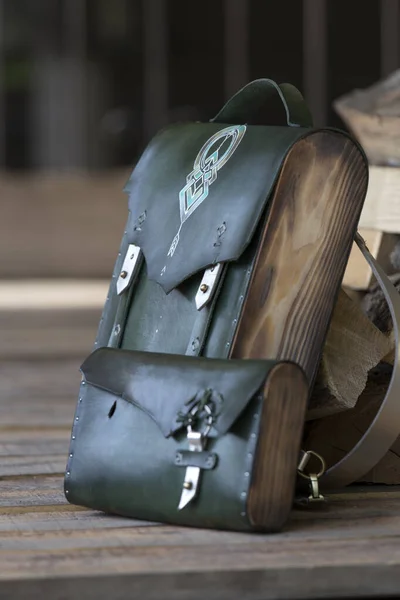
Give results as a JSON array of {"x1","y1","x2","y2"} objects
[
  {"x1": 81, "y1": 348, "x2": 274, "y2": 438},
  {"x1": 124, "y1": 121, "x2": 308, "y2": 293}
]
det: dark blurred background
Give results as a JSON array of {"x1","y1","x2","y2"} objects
[
  {"x1": 0, "y1": 0, "x2": 398, "y2": 282},
  {"x1": 0, "y1": 0, "x2": 396, "y2": 171}
]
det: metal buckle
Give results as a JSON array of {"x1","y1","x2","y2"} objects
[
  {"x1": 178, "y1": 404, "x2": 213, "y2": 510},
  {"x1": 195, "y1": 263, "x2": 223, "y2": 310},
  {"x1": 116, "y1": 244, "x2": 142, "y2": 295}
]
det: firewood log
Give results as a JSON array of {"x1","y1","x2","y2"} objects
[
  {"x1": 334, "y1": 70, "x2": 400, "y2": 166},
  {"x1": 306, "y1": 274, "x2": 400, "y2": 483},
  {"x1": 307, "y1": 289, "x2": 393, "y2": 419}
]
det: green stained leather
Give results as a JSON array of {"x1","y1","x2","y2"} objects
[
  {"x1": 125, "y1": 123, "x2": 308, "y2": 293},
  {"x1": 67, "y1": 349, "x2": 277, "y2": 531},
  {"x1": 211, "y1": 79, "x2": 313, "y2": 128},
  {"x1": 119, "y1": 227, "x2": 259, "y2": 359},
  {"x1": 81, "y1": 348, "x2": 270, "y2": 437},
  {"x1": 121, "y1": 262, "x2": 202, "y2": 354}
]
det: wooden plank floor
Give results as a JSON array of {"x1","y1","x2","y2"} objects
[{"x1": 3, "y1": 300, "x2": 400, "y2": 599}]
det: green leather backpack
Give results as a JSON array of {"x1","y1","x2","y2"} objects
[{"x1": 65, "y1": 79, "x2": 400, "y2": 532}]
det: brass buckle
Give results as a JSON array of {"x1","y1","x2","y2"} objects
[{"x1": 297, "y1": 450, "x2": 326, "y2": 503}]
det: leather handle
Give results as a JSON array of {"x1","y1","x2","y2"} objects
[
  {"x1": 321, "y1": 232, "x2": 400, "y2": 489},
  {"x1": 211, "y1": 78, "x2": 313, "y2": 128}
]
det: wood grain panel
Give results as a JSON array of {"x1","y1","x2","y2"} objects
[
  {"x1": 248, "y1": 362, "x2": 308, "y2": 530},
  {"x1": 232, "y1": 131, "x2": 368, "y2": 388}
]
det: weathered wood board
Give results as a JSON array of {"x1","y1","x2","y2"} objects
[
  {"x1": 2, "y1": 307, "x2": 400, "y2": 599},
  {"x1": 343, "y1": 228, "x2": 399, "y2": 290},
  {"x1": 358, "y1": 166, "x2": 400, "y2": 233},
  {"x1": 0, "y1": 170, "x2": 128, "y2": 278}
]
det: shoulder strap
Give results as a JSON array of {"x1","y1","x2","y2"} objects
[
  {"x1": 211, "y1": 78, "x2": 313, "y2": 128},
  {"x1": 321, "y1": 232, "x2": 400, "y2": 488}
]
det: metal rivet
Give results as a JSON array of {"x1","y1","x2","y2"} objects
[
  {"x1": 239, "y1": 295, "x2": 244, "y2": 301},
  {"x1": 65, "y1": 490, "x2": 69, "y2": 495},
  {"x1": 75, "y1": 417, "x2": 79, "y2": 421},
  {"x1": 114, "y1": 324, "x2": 121, "y2": 335},
  {"x1": 226, "y1": 342, "x2": 230, "y2": 348},
  {"x1": 253, "y1": 414, "x2": 258, "y2": 419},
  {"x1": 66, "y1": 471, "x2": 70, "y2": 476},
  {"x1": 69, "y1": 454, "x2": 73, "y2": 458},
  {"x1": 200, "y1": 284, "x2": 209, "y2": 293},
  {"x1": 232, "y1": 319, "x2": 237, "y2": 325},
  {"x1": 155, "y1": 329, "x2": 159, "y2": 333},
  {"x1": 120, "y1": 270, "x2": 128, "y2": 279},
  {"x1": 251, "y1": 433, "x2": 256, "y2": 439},
  {"x1": 183, "y1": 481, "x2": 193, "y2": 490},
  {"x1": 241, "y1": 492, "x2": 247, "y2": 498},
  {"x1": 82, "y1": 382, "x2": 86, "y2": 386},
  {"x1": 244, "y1": 471, "x2": 250, "y2": 477},
  {"x1": 72, "y1": 436, "x2": 76, "y2": 440},
  {"x1": 240, "y1": 511, "x2": 246, "y2": 517},
  {"x1": 247, "y1": 453, "x2": 252, "y2": 459}
]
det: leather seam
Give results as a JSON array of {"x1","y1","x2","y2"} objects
[
  {"x1": 240, "y1": 394, "x2": 263, "y2": 523},
  {"x1": 64, "y1": 380, "x2": 86, "y2": 498},
  {"x1": 222, "y1": 235, "x2": 261, "y2": 525},
  {"x1": 65, "y1": 218, "x2": 132, "y2": 500},
  {"x1": 93, "y1": 212, "x2": 134, "y2": 350},
  {"x1": 223, "y1": 259, "x2": 256, "y2": 359}
]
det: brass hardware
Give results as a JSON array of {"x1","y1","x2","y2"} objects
[
  {"x1": 120, "y1": 270, "x2": 128, "y2": 279},
  {"x1": 297, "y1": 450, "x2": 326, "y2": 479},
  {"x1": 183, "y1": 481, "x2": 193, "y2": 490},
  {"x1": 297, "y1": 450, "x2": 326, "y2": 504},
  {"x1": 200, "y1": 284, "x2": 209, "y2": 293},
  {"x1": 308, "y1": 474, "x2": 324, "y2": 502}
]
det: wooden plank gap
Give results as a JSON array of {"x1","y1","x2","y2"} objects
[
  {"x1": 381, "y1": 0, "x2": 400, "y2": 77},
  {"x1": 303, "y1": 0, "x2": 328, "y2": 126},
  {"x1": 143, "y1": 0, "x2": 168, "y2": 142},
  {"x1": 223, "y1": 0, "x2": 249, "y2": 99}
]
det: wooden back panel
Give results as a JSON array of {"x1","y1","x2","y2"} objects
[{"x1": 232, "y1": 131, "x2": 368, "y2": 387}]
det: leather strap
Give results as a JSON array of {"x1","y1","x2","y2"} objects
[
  {"x1": 211, "y1": 79, "x2": 313, "y2": 128},
  {"x1": 108, "y1": 254, "x2": 144, "y2": 348},
  {"x1": 320, "y1": 232, "x2": 400, "y2": 489},
  {"x1": 186, "y1": 265, "x2": 227, "y2": 357}
]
